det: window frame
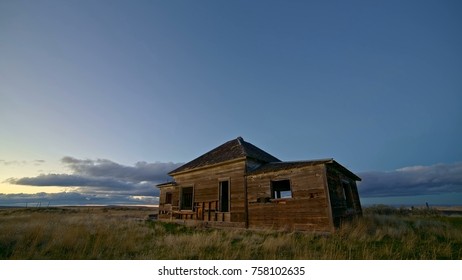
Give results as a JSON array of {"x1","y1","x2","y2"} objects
[
  {"x1": 341, "y1": 180, "x2": 354, "y2": 209},
  {"x1": 165, "y1": 192, "x2": 173, "y2": 204},
  {"x1": 218, "y1": 179, "x2": 230, "y2": 212},
  {"x1": 270, "y1": 179, "x2": 292, "y2": 199},
  {"x1": 180, "y1": 186, "x2": 194, "y2": 210}
]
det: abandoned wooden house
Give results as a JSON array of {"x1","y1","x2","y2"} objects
[{"x1": 157, "y1": 137, "x2": 362, "y2": 232}]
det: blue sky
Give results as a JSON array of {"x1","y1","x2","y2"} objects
[{"x1": 1, "y1": 0, "x2": 461, "y2": 206}]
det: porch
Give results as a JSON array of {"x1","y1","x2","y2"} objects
[{"x1": 158, "y1": 200, "x2": 231, "y2": 222}]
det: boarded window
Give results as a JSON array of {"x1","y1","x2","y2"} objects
[
  {"x1": 165, "y1": 192, "x2": 172, "y2": 204},
  {"x1": 219, "y1": 180, "x2": 230, "y2": 212},
  {"x1": 271, "y1": 179, "x2": 292, "y2": 199},
  {"x1": 181, "y1": 187, "x2": 193, "y2": 210}
]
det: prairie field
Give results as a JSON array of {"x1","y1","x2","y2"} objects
[{"x1": 0, "y1": 205, "x2": 461, "y2": 260}]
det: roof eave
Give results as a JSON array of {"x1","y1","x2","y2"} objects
[
  {"x1": 156, "y1": 181, "x2": 177, "y2": 188},
  {"x1": 330, "y1": 160, "x2": 362, "y2": 181},
  {"x1": 247, "y1": 158, "x2": 333, "y2": 175},
  {"x1": 168, "y1": 157, "x2": 247, "y2": 176}
]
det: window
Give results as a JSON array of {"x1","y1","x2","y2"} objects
[
  {"x1": 341, "y1": 181, "x2": 354, "y2": 209},
  {"x1": 165, "y1": 192, "x2": 172, "y2": 204},
  {"x1": 181, "y1": 187, "x2": 193, "y2": 210},
  {"x1": 219, "y1": 180, "x2": 230, "y2": 212},
  {"x1": 271, "y1": 179, "x2": 292, "y2": 199}
]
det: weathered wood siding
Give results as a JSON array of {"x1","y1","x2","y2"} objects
[
  {"x1": 173, "y1": 159, "x2": 247, "y2": 223},
  {"x1": 326, "y1": 164, "x2": 362, "y2": 227},
  {"x1": 159, "y1": 160, "x2": 362, "y2": 231},
  {"x1": 158, "y1": 185, "x2": 178, "y2": 219},
  {"x1": 158, "y1": 186, "x2": 178, "y2": 206},
  {"x1": 246, "y1": 165, "x2": 333, "y2": 232}
]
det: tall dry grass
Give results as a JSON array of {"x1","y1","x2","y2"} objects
[{"x1": 0, "y1": 206, "x2": 461, "y2": 259}]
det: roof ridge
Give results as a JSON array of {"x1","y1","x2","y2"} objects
[
  {"x1": 239, "y1": 137, "x2": 281, "y2": 162},
  {"x1": 168, "y1": 137, "x2": 280, "y2": 175},
  {"x1": 236, "y1": 136, "x2": 248, "y2": 156}
]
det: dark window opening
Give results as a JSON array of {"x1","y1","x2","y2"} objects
[
  {"x1": 165, "y1": 192, "x2": 172, "y2": 204},
  {"x1": 219, "y1": 180, "x2": 229, "y2": 212},
  {"x1": 342, "y1": 181, "x2": 354, "y2": 209},
  {"x1": 181, "y1": 187, "x2": 193, "y2": 210},
  {"x1": 271, "y1": 179, "x2": 292, "y2": 199}
]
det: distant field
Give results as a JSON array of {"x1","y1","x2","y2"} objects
[
  {"x1": 0, "y1": 206, "x2": 461, "y2": 259},
  {"x1": 434, "y1": 206, "x2": 462, "y2": 216}
]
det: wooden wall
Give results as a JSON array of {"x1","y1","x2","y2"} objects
[
  {"x1": 158, "y1": 186, "x2": 178, "y2": 206},
  {"x1": 326, "y1": 164, "x2": 362, "y2": 227},
  {"x1": 246, "y1": 164, "x2": 333, "y2": 232},
  {"x1": 172, "y1": 159, "x2": 247, "y2": 223},
  {"x1": 159, "y1": 160, "x2": 362, "y2": 232}
]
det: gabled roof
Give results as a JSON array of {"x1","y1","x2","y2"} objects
[
  {"x1": 247, "y1": 159, "x2": 361, "y2": 181},
  {"x1": 169, "y1": 137, "x2": 281, "y2": 175}
]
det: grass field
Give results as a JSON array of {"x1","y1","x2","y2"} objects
[{"x1": 0, "y1": 205, "x2": 461, "y2": 260}]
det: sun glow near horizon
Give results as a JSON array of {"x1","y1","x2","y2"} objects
[
  {"x1": 0, "y1": 159, "x2": 68, "y2": 194},
  {"x1": 0, "y1": 183, "x2": 66, "y2": 195}
]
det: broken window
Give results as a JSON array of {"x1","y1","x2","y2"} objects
[
  {"x1": 181, "y1": 187, "x2": 193, "y2": 210},
  {"x1": 341, "y1": 180, "x2": 354, "y2": 209},
  {"x1": 271, "y1": 179, "x2": 292, "y2": 199},
  {"x1": 219, "y1": 180, "x2": 230, "y2": 212},
  {"x1": 165, "y1": 192, "x2": 172, "y2": 204}
]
